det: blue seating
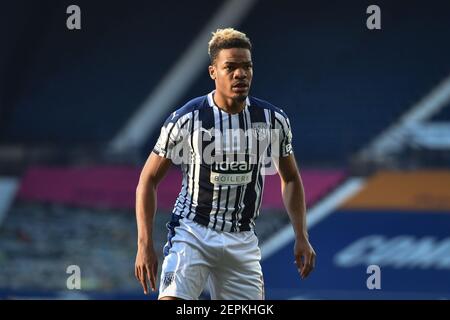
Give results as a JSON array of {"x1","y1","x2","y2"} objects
[
  {"x1": 431, "y1": 102, "x2": 450, "y2": 121},
  {"x1": 1, "y1": 0, "x2": 223, "y2": 144},
  {"x1": 2, "y1": 1, "x2": 450, "y2": 166},
  {"x1": 164, "y1": 0, "x2": 450, "y2": 165}
]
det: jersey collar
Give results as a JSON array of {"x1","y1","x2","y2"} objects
[{"x1": 207, "y1": 90, "x2": 250, "y2": 109}]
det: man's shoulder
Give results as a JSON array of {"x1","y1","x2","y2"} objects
[
  {"x1": 249, "y1": 96, "x2": 289, "y2": 119},
  {"x1": 164, "y1": 95, "x2": 209, "y2": 125}
]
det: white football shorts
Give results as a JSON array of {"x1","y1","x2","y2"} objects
[{"x1": 158, "y1": 215, "x2": 264, "y2": 300}]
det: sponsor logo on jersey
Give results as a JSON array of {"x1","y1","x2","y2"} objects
[{"x1": 210, "y1": 153, "x2": 254, "y2": 185}]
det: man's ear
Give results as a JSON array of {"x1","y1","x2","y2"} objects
[{"x1": 208, "y1": 65, "x2": 216, "y2": 80}]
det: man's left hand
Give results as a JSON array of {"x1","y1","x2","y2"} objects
[{"x1": 294, "y1": 237, "x2": 316, "y2": 279}]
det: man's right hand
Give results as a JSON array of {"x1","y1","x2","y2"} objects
[{"x1": 135, "y1": 245, "x2": 158, "y2": 294}]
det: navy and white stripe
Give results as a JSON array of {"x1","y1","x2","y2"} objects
[{"x1": 153, "y1": 91, "x2": 293, "y2": 232}]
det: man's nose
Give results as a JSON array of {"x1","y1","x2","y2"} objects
[{"x1": 234, "y1": 68, "x2": 247, "y2": 79}]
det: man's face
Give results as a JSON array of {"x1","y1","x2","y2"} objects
[{"x1": 209, "y1": 48, "x2": 253, "y2": 102}]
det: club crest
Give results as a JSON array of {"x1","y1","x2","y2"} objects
[{"x1": 252, "y1": 123, "x2": 270, "y2": 141}]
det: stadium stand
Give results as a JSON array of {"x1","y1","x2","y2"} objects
[
  {"x1": 430, "y1": 102, "x2": 450, "y2": 121},
  {"x1": 1, "y1": 0, "x2": 450, "y2": 300},
  {"x1": 0, "y1": 0, "x2": 223, "y2": 144},
  {"x1": 164, "y1": 1, "x2": 450, "y2": 165},
  {"x1": 263, "y1": 171, "x2": 450, "y2": 299}
]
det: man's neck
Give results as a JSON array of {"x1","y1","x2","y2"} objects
[{"x1": 213, "y1": 92, "x2": 246, "y2": 114}]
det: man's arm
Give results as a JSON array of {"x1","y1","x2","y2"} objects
[
  {"x1": 276, "y1": 154, "x2": 316, "y2": 279},
  {"x1": 135, "y1": 152, "x2": 172, "y2": 294}
]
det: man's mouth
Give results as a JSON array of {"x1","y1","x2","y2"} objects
[{"x1": 232, "y1": 83, "x2": 249, "y2": 92}]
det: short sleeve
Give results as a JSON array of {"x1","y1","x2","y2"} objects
[
  {"x1": 152, "y1": 113, "x2": 187, "y2": 160},
  {"x1": 274, "y1": 111, "x2": 293, "y2": 157}
]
